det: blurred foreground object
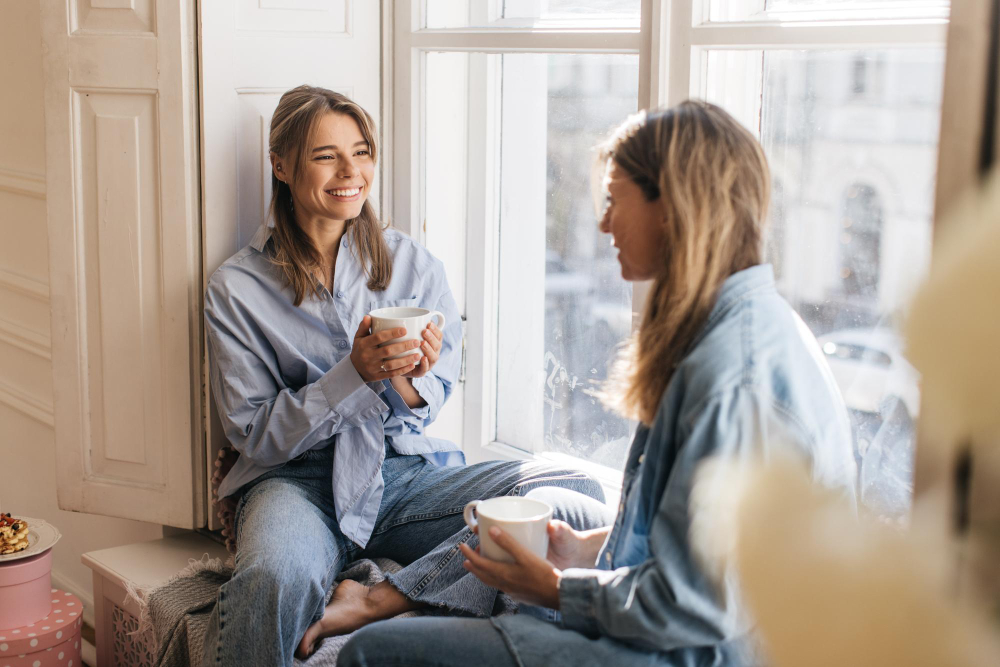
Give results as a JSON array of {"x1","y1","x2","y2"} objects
[
  {"x1": 691, "y1": 458, "x2": 1000, "y2": 667},
  {"x1": 906, "y1": 174, "x2": 1000, "y2": 446}
]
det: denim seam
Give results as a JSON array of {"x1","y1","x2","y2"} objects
[
  {"x1": 407, "y1": 530, "x2": 476, "y2": 597},
  {"x1": 489, "y1": 618, "x2": 528, "y2": 667},
  {"x1": 213, "y1": 587, "x2": 226, "y2": 665},
  {"x1": 372, "y1": 506, "x2": 468, "y2": 534},
  {"x1": 511, "y1": 471, "x2": 593, "y2": 497}
]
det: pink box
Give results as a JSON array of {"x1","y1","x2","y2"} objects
[
  {"x1": 0, "y1": 590, "x2": 83, "y2": 667},
  {"x1": 0, "y1": 549, "x2": 53, "y2": 630}
]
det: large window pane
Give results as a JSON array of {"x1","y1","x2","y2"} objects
[
  {"x1": 425, "y1": 0, "x2": 640, "y2": 29},
  {"x1": 495, "y1": 53, "x2": 638, "y2": 469},
  {"x1": 708, "y1": 0, "x2": 949, "y2": 23},
  {"x1": 704, "y1": 48, "x2": 945, "y2": 520}
]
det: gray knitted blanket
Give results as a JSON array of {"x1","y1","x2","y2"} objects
[{"x1": 138, "y1": 557, "x2": 420, "y2": 667}]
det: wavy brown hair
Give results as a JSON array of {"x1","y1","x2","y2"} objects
[
  {"x1": 600, "y1": 101, "x2": 771, "y2": 425},
  {"x1": 267, "y1": 85, "x2": 392, "y2": 306}
]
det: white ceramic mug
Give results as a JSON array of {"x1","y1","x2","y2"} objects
[
  {"x1": 369, "y1": 307, "x2": 446, "y2": 360},
  {"x1": 463, "y1": 496, "x2": 553, "y2": 563}
]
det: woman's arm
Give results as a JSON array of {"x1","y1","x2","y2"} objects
[
  {"x1": 557, "y1": 386, "x2": 804, "y2": 653},
  {"x1": 208, "y1": 314, "x2": 388, "y2": 468},
  {"x1": 205, "y1": 277, "x2": 410, "y2": 468}
]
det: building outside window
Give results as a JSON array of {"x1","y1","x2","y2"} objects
[{"x1": 397, "y1": 0, "x2": 949, "y2": 514}]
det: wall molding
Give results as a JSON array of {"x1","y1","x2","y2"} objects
[
  {"x1": 0, "y1": 316, "x2": 51, "y2": 359},
  {"x1": 0, "y1": 376, "x2": 54, "y2": 427},
  {"x1": 0, "y1": 165, "x2": 46, "y2": 199},
  {"x1": 0, "y1": 266, "x2": 50, "y2": 301}
]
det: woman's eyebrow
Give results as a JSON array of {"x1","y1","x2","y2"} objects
[{"x1": 312, "y1": 141, "x2": 369, "y2": 152}]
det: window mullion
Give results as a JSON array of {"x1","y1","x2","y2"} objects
[
  {"x1": 408, "y1": 29, "x2": 642, "y2": 53},
  {"x1": 690, "y1": 21, "x2": 947, "y2": 49}
]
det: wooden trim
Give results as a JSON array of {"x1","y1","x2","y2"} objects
[
  {"x1": 0, "y1": 166, "x2": 46, "y2": 199},
  {"x1": 0, "y1": 267, "x2": 50, "y2": 302},
  {"x1": 0, "y1": 377, "x2": 54, "y2": 427},
  {"x1": 408, "y1": 29, "x2": 641, "y2": 53},
  {"x1": 0, "y1": 316, "x2": 51, "y2": 359},
  {"x1": 930, "y1": 0, "x2": 995, "y2": 229}
]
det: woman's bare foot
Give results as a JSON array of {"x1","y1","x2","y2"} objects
[{"x1": 295, "y1": 580, "x2": 425, "y2": 659}]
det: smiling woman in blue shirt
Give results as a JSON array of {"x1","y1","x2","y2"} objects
[
  {"x1": 200, "y1": 85, "x2": 611, "y2": 667},
  {"x1": 337, "y1": 101, "x2": 858, "y2": 667}
]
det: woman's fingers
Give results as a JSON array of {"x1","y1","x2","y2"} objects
[
  {"x1": 486, "y1": 527, "x2": 534, "y2": 564},
  {"x1": 378, "y1": 338, "x2": 422, "y2": 359},
  {"x1": 424, "y1": 322, "x2": 443, "y2": 349},
  {"x1": 353, "y1": 315, "x2": 373, "y2": 340}
]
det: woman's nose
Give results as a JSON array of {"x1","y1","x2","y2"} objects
[
  {"x1": 338, "y1": 157, "x2": 360, "y2": 178},
  {"x1": 598, "y1": 211, "x2": 611, "y2": 234}
]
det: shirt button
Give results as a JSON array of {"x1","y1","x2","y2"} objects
[
  {"x1": 336, "y1": 290, "x2": 344, "y2": 298},
  {"x1": 605, "y1": 552, "x2": 613, "y2": 564},
  {"x1": 338, "y1": 340, "x2": 348, "y2": 349},
  {"x1": 342, "y1": 240, "x2": 348, "y2": 248},
  {"x1": 638, "y1": 454, "x2": 645, "y2": 464}
]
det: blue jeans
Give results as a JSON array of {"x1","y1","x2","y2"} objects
[
  {"x1": 200, "y1": 444, "x2": 612, "y2": 667},
  {"x1": 337, "y1": 615, "x2": 752, "y2": 667}
]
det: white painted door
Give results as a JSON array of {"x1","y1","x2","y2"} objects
[
  {"x1": 39, "y1": 1, "x2": 205, "y2": 527},
  {"x1": 200, "y1": 1, "x2": 382, "y2": 526}
]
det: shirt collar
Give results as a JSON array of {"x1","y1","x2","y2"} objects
[
  {"x1": 250, "y1": 223, "x2": 273, "y2": 252},
  {"x1": 690, "y1": 263, "x2": 776, "y2": 348},
  {"x1": 249, "y1": 222, "x2": 355, "y2": 253}
]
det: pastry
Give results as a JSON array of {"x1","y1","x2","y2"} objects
[
  {"x1": 0, "y1": 513, "x2": 29, "y2": 552},
  {"x1": 0, "y1": 538, "x2": 28, "y2": 555}
]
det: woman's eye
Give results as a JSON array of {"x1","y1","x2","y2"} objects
[
  {"x1": 317, "y1": 155, "x2": 335, "y2": 161},
  {"x1": 356, "y1": 150, "x2": 370, "y2": 156}
]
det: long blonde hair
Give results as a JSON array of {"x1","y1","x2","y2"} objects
[
  {"x1": 601, "y1": 101, "x2": 771, "y2": 425},
  {"x1": 267, "y1": 85, "x2": 392, "y2": 306}
]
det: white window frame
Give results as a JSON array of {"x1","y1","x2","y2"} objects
[{"x1": 386, "y1": 0, "x2": 949, "y2": 497}]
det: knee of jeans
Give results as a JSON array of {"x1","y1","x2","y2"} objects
[
  {"x1": 238, "y1": 549, "x2": 319, "y2": 602},
  {"x1": 525, "y1": 486, "x2": 614, "y2": 530},
  {"x1": 578, "y1": 473, "x2": 606, "y2": 504},
  {"x1": 337, "y1": 626, "x2": 379, "y2": 667}
]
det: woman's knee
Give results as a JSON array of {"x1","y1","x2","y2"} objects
[
  {"x1": 337, "y1": 624, "x2": 403, "y2": 667},
  {"x1": 525, "y1": 485, "x2": 615, "y2": 530}
]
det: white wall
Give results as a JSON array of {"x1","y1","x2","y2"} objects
[{"x1": 0, "y1": 1, "x2": 163, "y2": 617}]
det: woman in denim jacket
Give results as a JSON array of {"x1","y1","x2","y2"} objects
[{"x1": 337, "y1": 101, "x2": 858, "y2": 666}]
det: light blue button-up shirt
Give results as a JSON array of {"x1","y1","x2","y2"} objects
[
  {"x1": 556, "y1": 265, "x2": 857, "y2": 661},
  {"x1": 205, "y1": 224, "x2": 463, "y2": 548}
]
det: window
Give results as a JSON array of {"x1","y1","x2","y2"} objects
[{"x1": 395, "y1": 1, "x2": 949, "y2": 507}]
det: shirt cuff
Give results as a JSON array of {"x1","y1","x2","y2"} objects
[
  {"x1": 382, "y1": 380, "x2": 431, "y2": 421},
  {"x1": 411, "y1": 375, "x2": 441, "y2": 409},
  {"x1": 558, "y1": 568, "x2": 602, "y2": 637},
  {"x1": 317, "y1": 356, "x2": 389, "y2": 426}
]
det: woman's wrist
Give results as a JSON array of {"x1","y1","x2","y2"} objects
[{"x1": 390, "y1": 375, "x2": 427, "y2": 409}]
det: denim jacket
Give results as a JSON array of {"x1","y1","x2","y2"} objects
[
  {"x1": 558, "y1": 264, "x2": 857, "y2": 658},
  {"x1": 205, "y1": 224, "x2": 463, "y2": 548}
]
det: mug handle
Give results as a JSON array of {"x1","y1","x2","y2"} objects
[
  {"x1": 463, "y1": 500, "x2": 481, "y2": 532},
  {"x1": 429, "y1": 310, "x2": 446, "y2": 331}
]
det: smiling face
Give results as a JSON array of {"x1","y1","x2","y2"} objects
[
  {"x1": 598, "y1": 159, "x2": 667, "y2": 282},
  {"x1": 271, "y1": 111, "x2": 374, "y2": 225}
]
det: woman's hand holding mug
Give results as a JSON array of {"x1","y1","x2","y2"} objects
[{"x1": 350, "y1": 315, "x2": 422, "y2": 381}]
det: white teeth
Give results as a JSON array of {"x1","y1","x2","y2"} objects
[{"x1": 328, "y1": 187, "x2": 361, "y2": 197}]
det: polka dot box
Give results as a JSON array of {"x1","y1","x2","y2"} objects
[{"x1": 0, "y1": 591, "x2": 83, "y2": 667}]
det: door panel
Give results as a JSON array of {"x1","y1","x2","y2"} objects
[{"x1": 40, "y1": 0, "x2": 204, "y2": 527}]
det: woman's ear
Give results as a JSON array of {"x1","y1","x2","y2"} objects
[{"x1": 270, "y1": 152, "x2": 287, "y2": 183}]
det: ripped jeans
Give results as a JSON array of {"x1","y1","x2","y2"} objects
[{"x1": 200, "y1": 444, "x2": 613, "y2": 667}]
